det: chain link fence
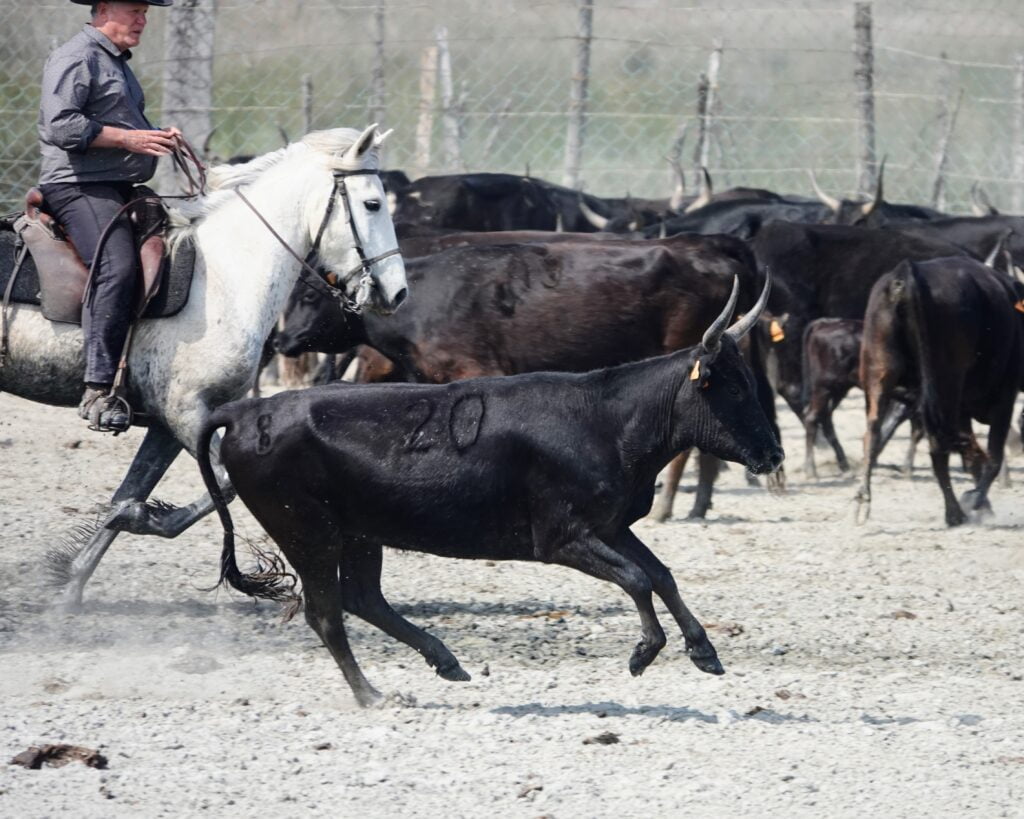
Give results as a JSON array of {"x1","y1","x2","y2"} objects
[{"x1": 4, "y1": 1, "x2": 1024, "y2": 214}]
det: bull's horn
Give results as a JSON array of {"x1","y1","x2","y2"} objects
[
  {"x1": 579, "y1": 197, "x2": 609, "y2": 230},
  {"x1": 658, "y1": 220, "x2": 667, "y2": 239},
  {"x1": 555, "y1": 211, "x2": 564, "y2": 233},
  {"x1": 342, "y1": 123, "x2": 379, "y2": 164},
  {"x1": 726, "y1": 267, "x2": 773, "y2": 341},
  {"x1": 683, "y1": 169, "x2": 713, "y2": 214},
  {"x1": 808, "y1": 170, "x2": 841, "y2": 212},
  {"x1": 860, "y1": 157, "x2": 885, "y2": 217},
  {"x1": 701, "y1": 276, "x2": 740, "y2": 354},
  {"x1": 984, "y1": 229, "x2": 1012, "y2": 268}
]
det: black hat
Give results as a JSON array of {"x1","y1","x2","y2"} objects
[{"x1": 70, "y1": 1, "x2": 174, "y2": 6}]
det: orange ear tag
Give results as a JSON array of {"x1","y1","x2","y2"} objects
[
  {"x1": 690, "y1": 359, "x2": 701, "y2": 381},
  {"x1": 325, "y1": 271, "x2": 339, "y2": 286},
  {"x1": 770, "y1": 320, "x2": 785, "y2": 342},
  {"x1": 1015, "y1": 299, "x2": 1024, "y2": 314}
]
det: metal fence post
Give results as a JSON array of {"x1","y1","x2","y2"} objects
[
  {"x1": 157, "y1": 0, "x2": 216, "y2": 191},
  {"x1": 563, "y1": 0, "x2": 594, "y2": 189},
  {"x1": 1014, "y1": 55, "x2": 1024, "y2": 213},
  {"x1": 853, "y1": 1, "x2": 877, "y2": 196}
]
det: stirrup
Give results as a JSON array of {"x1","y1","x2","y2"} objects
[{"x1": 79, "y1": 388, "x2": 133, "y2": 435}]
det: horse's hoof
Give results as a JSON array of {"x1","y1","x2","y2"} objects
[
  {"x1": 435, "y1": 661, "x2": 471, "y2": 682},
  {"x1": 628, "y1": 638, "x2": 665, "y2": 677}
]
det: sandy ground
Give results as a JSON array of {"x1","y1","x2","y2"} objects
[{"x1": 1, "y1": 388, "x2": 1022, "y2": 818}]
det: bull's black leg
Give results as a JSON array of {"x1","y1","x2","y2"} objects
[
  {"x1": 607, "y1": 528, "x2": 723, "y2": 676},
  {"x1": 928, "y1": 442, "x2": 967, "y2": 527},
  {"x1": 820, "y1": 405, "x2": 850, "y2": 473},
  {"x1": 550, "y1": 536, "x2": 667, "y2": 676},
  {"x1": 298, "y1": 555, "x2": 383, "y2": 708},
  {"x1": 687, "y1": 452, "x2": 721, "y2": 519},
  {"x1": 53, "y1": 424, "x2": 183, "y2": 610},
  {"x1": 960, "y1": 401, "x2": 1013, "y2": 516},
  {"x1": 338, "y1": 543, "x2": 470, "y2": 682},
  {"x1": 649, "y1": 450, "x2": 691, "y2": 522},
  {"x1": 902, "y1": 417, "x2": 924, "y2": 476}
]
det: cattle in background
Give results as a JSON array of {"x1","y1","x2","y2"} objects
[
  {"x1": 389, "y1": 172, "x2": 663, "y2": 234},
  {"x1": 800, "y1": 318, "x2": 924, "y2": 479},
  {"x1": 808, "y1": 162, "x2": 945, "y2": 228},
  {"x1": 749, "y1": 221, "x2": 967, "y2": 419},
  {"x1": 884, "y1": 216, "x2": 1024, "y2": 269},
  {"x1": 646, "y1": 194, "x2": 830, "y2": 241},
  {"x1": 391, "y1": 173, "x2": 562, "y2": 232},
  {"x1": 198, "y1": 279, "x2": 783, "y2": 706},
  {"x1": 275, "y1": 234, "x2": 779, "y2": 520},
  {"x1": 855, "y1": 257, "x2": 1024, "y2": 526}
]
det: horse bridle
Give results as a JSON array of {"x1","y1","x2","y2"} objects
[{"x1": 234, "y1": 167, "x2": 401, "y2": 314}]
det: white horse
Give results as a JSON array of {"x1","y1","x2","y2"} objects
[{"x1": 0, "y1": 124, "x2": 408, "y2": 608}]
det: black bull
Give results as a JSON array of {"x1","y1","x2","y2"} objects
[
  {"x1": 856, "y1": 257, "x2": 1024, "y2": 527},
  {"x1": 197, "y1": 278, "x2": 784, "y2": 706},
  {"x1": 276, "y1": 234, "x2": 781, "y2": 519}
]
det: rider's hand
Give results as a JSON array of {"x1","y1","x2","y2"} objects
[{"x1": 119, "y1": 128, "x2": 178, "y2": 156}]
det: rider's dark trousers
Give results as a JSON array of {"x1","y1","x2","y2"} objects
[{"x1": 39, "y1": 181, "x2": 138, "y2": 386}]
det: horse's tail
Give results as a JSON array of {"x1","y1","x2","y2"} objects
[{"x1": 198, "y1": 410, "x2": 295, "y2": 602}]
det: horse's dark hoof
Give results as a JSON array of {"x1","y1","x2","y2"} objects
[
  {"x1": 436, "y1": 661, "x2": 471, "y2": 682},
  {"x1": 688, "y1": 645, "x2": 725, "y2": 675}
]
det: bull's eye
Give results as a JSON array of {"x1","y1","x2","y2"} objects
[
  {"x1": 727, "y1": 382, "x2": 741, "y2": 397},
  {"x1": 365, "y1": 199, "x2": 382, "y2": 212}
]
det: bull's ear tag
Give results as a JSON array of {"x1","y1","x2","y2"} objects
[
  {"x1": 325, "y1": 271, "x2": 339, "y2": 286},
  {"x1": 1015, "y1": 299, "x2": 1024, "y2": 314},
  {"x1": 770, "y1": 319, "x2": 785, "y2": 342},
  {"x1": 689, "y1": 359, "x2": 701, "y2": 381}
]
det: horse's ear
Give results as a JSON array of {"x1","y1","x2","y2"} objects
[
  {"x1": 373, "y1": 128, "x2": 393, "y2": 149},
  {"x1": 343, "y1": 123, "x2": 379, "y2": 164}
]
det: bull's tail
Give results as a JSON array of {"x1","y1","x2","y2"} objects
[
  {"x1": 896, "y1": 260, "x2": 945, "y2": 441},
  {"x1": 197, "y1": 410, "x2": 295, "y2": 602}
]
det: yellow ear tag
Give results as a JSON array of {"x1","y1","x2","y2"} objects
[
  {"x1": 689, "y1": 359, "x2": 701, "y2": 381},
  {"x1": 1015, "y1": 299, "x2": 1024, "y2": 314},
  {"x1": 770, "y1": 319, "x2": 785, "y2": 342}
]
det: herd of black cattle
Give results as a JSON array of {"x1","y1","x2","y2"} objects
[
  {"x1": 200, "y1": 164, "x2": 1024, "y2": 705},
  {"x1": 267, "y1": 166, "x2": 1024, "y2": 528}
]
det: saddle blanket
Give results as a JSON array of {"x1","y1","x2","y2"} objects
[{"x1": 0, "y1": 227, "x2": 195, "y2": 321}]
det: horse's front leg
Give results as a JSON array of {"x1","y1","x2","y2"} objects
[
  {"x1": 105, "y1": 433, "x2": 236, "y2": 538},
  {"x1": 52, "y1": 424, "x2": 183, "y2": 610}
]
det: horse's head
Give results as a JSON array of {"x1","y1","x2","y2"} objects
[{"x1": 305, "y1": 124, "x2": 408, "y2": 315}]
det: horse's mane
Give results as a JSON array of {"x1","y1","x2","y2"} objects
[{"x1": 167, "y1": 127, "x2": 380, "y2": 256}]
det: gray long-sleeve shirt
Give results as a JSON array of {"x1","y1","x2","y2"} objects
[{"x1": 37, "y1": 24, "x2": 157, "y2": 185}]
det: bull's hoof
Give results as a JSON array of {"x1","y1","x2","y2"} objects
[
  {"x1": 628, "y1": 638, "x2": 666, "y2": 677},
  {"x1": 353, "y1": 685, "x2": 386, "y2": 708},
  {"x1": 686, "y1": 504, "x2": 710, "y2": 520},
  {"x1": 648, "y1": 504, "x2": 671, "y2": 523},
  {"x1": 435, "y1": 661, "x2": 471, "y2": 682},
  {"x1": 945, "y1": 506, "x2": 968, "y2": 527},
  {"x1": 689, "y1": 648, "x2": 725, "y2": 676},
  {"x1": 960, "y1": 488, "x2": 992, "y2": 514}
]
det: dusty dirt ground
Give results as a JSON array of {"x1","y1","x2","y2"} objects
[{"x1": 1, "y1": 388, "x2": 1022, "y2": 817}]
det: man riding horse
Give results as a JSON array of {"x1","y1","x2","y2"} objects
[{"x1": 38, "y1": 0, "x2": 179, "y2": 432}]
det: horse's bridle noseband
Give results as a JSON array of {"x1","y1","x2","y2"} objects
[{"x1": 234, "y1": 167, "x2": 401, "y2": 314}]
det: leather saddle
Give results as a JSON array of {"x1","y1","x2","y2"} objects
[{"x1": 13, "y1": 186, "x2": 168, "y2": 324}]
